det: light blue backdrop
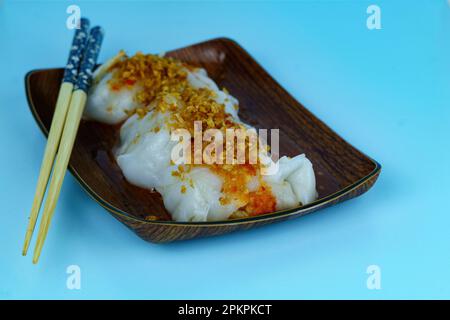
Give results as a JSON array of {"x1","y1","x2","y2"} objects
[{"x1": 0, "y1": 0, "x2": 449, "y2": 299}]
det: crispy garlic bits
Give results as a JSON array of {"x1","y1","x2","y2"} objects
[{"x1": 84, "y1": 52, "x2": 317, "y2": 222}]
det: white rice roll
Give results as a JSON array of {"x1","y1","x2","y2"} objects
[{"x1": 84, "y1": 73, "x2": 143, "y2": 124}]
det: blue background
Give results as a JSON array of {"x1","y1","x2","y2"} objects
[{"x1": 0, "y1": 0, "x2": 449, "y2": 299}]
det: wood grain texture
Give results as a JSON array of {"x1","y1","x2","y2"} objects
[{"x1": 24, "y1": 38, "x2": 381, "y2": 243}]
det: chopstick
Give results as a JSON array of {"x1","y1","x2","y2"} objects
[
  {"x1": 31, "y1": 26, "x2": 104, "y2": 264},
  {"x1": 22, "y1": 18, "x2": 90, "y2": 256}
]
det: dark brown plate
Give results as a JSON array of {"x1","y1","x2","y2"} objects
[{"x1": 25, "y1": 37, "x2": 381, "y2": 243}]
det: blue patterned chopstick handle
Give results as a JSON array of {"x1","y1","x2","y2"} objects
[
  {"x1": 62, "y1": 18, "x2": 90, "y2": 84},
  {"x1": 75, "y1": 26, "x2": 104, "y2": 93}
]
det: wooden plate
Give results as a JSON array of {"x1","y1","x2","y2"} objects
[{"x1": 25, "y1": 38, "x2": 381, "y2": 243}]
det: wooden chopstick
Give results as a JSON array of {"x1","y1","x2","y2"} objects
[
  {"x1": 31, "y1": 26, "x2": 104, "y2": 264},
  {"x1": 30, "y1": 27, "x2": 104, "y2": 263},
  {"x1": 22, "y1": 18, "x2": 90, "y2": 256}
]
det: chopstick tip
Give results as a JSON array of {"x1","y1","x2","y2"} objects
[
  {"x1": 22, "y1": 237, "x2": 31, "y2": 256},
  {"x1": 32, "y1": 255, "x2": 40, "y2": 264}
]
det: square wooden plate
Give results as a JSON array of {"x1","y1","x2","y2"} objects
[{"x1": 25, "y1": 38, "x2": 381, "y2": 242}]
